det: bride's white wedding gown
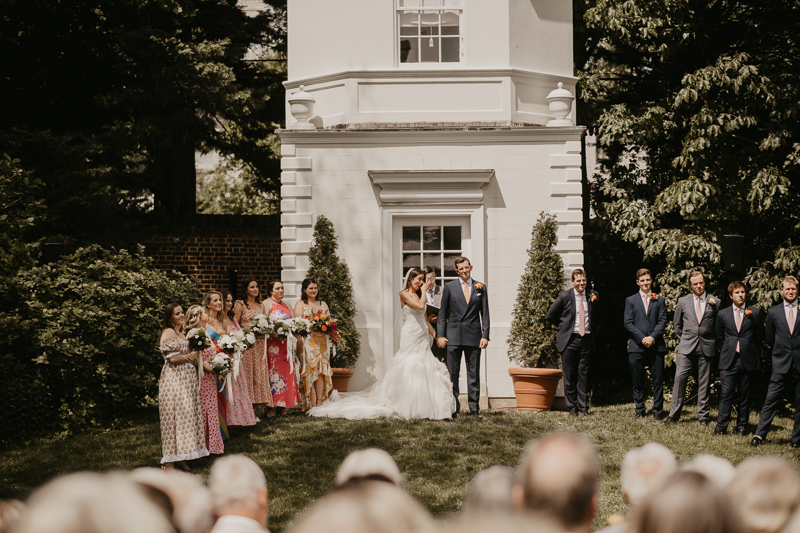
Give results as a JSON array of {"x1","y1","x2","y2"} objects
[{"x1": 308, "y1": 304, "x2": 456, "y2": 420}]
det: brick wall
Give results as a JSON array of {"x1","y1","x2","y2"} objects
[{"x1": 142, "y1": 214, "x2": 282, "y2": 296}]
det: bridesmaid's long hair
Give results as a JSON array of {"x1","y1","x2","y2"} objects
[
  {"x1": 161, "y1": 303, "x2": 182, "y2": 331},
  {"x1": 404, "y1": 268, "x2": 424, "y2": 297},
  {"x1": 242, "y1": 277, "x2": 262, "y2": 304},
  {"x1": 301, "y1": 278, "x2": 319, "y2": 304},
  {"x1": 202, "y1": 291, "x2": 226, "y2": 323},
  {"x1": 220, "y1": 290, "x2": 236, "y2": 321},
  {"x1": 183, "y1": 305, "x2": 206, "y2": 333}
]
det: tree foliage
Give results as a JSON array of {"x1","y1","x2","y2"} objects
[
  {"x1": 197, "y1": 157, "x2": 278, "y2": 216},
  {"x1": 306, "y1": 216, "x2": 362, "y2": 368},
  {"x1": 579, "y1": 0, "x2": 800, "y2": 319},
  {"x1": 507, "y1": 213, "x2": 565, "y2": 368},
  {"x1": 0, "y1": 245, "x2": 200, "y2": 445}
]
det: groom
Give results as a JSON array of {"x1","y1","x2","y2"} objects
[{"x1": 437, "y1": 256, "x2": 490, "y2": 418}]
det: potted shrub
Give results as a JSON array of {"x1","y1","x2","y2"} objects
[
  {"x1": 306, "y1": 215, "x2": 361, "y2": 392},
  {"x1": 506, "y1": 212, "x2": 565, "y2": 411}
]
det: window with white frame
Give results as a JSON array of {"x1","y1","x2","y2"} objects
[{"x1": 397, "y1": 0, "x2": 462, "y2": 64}]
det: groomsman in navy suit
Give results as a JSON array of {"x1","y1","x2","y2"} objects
[
  {"x1": 546, "y1": 268, "x2": 598, "y2": 415},
  {"x1": 751, "y1": 276, "x2": 800, "y2": 447},
  {"x1": 714, "y1": 281, "x2": 764, "y2": 436},
  {"x1": 623, "y1": 268, "x2": 668, "y2": 419}
]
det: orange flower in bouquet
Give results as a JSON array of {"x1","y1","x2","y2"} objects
[{"x1": 308, "y1": 309, "x2": 342, "y2": 343}]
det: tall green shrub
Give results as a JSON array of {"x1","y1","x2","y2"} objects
[
  {"x1": 0, "y1": 244, "x2": 199, "y2": 445},
  {"x1": 507, "y1": 212, "x2": 565, "y2": 368},
  {"x1": 306, "y1": 215, "x2": 361, "y2": 368}
]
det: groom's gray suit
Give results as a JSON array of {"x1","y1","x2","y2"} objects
[
  {"x1": 668, "y1": 292, "x2": 718, "y2": 422},
  {"x1": 437, "y1": 278, "x2": 490, "y2": 414}
]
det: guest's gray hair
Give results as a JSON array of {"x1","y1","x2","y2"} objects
[
  {"x1": 463, "y1": 466, "x2": 516, "y2": 513},
  {"x1": 13, "y1": 472, "x2": 174, "y2": 533},
  {"x1": 209, "y1": 455, "x2": 267, "y2": 513},
  {"x1": 728, "y1": 456, "x2": 800, "y2": 533},
  {"x1": 620, "y1": 443, "x2": 677, "y2": 506},
  {"x1": 130, "y1": 467, "x2": 214, "y2": 533},
  {"x1": 335, "y1": 448, "x2": 403, "y2": 486}
]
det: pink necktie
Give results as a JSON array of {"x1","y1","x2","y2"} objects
[
  {"x1": 696, "y1": 297, "x2": 703, "y2": 324},
  {"x1": 735, "y1": 308, "x2": 742, "y2": 352},
  {"x1": 579, "y1": 295, "x2": 586, "y2": 336},
  {"x1": 463, "y1": 283, "x2": 470, "y2": 304},
  {"x1": 790, "y1": 304, "x2": 795, "y2": 335},
  {"x1": 643, "y1": 294, "x2": 649, "y2": 314}
]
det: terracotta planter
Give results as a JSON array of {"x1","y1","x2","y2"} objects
[
  {"x1": 508, "y1": 368, "x2": 563, "y2": 412},
  {"x1": 331, "y1": 368, "x2": 355, "y2": 393}
]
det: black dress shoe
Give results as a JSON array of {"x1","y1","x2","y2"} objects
[
  {"x1": 568, "y1": 408, "x2": 578, "y2": 417},
  {"x1": 633, "y1": 412, "x2": 644, "y2": 419},
  {"x1": 737, "y1": 428, "x2": 747, "y2": 436},
  {"x1": 653, "y1": 412, "x2": 666, "y2": 421},
  {"x1": 468, "y1": 412, "x2": 483, "y2": 420},
  {"x1": 451, "y1": 412, "x2": 459, "y2": 420},
  {"x1": 750, "y1": 436, "x2": 763, "y2": 447},
  {"x1": 699, "y1": 419, "x2": 710, "y2": 426},
  {"x1": 713, "y1": 427, "x2": 726, "y2": 435},
  {"x1": 791, "y1": 442, "x2": 800, "y2": 449},
  {"x1": 662, "y1": 416, "x2": 677, "y2": 424}
]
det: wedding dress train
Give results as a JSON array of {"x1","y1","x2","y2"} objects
[{"x1": 308, "y1": 305, "x2": 455, "y2": 420}]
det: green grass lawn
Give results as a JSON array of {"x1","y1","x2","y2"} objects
[{"x1": 2, "y1": 404, "x2": 800, "y2": 532}]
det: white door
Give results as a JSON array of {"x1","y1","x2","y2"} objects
[{"x1": 392, "y1": 216, "x2": 473, "y2": 395}]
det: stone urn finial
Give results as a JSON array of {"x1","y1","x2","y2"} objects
[
  {"x1": 288, "y1": 85, "x2": 317, "y2": 130},
  {"x1": 546, "y1": 82, "x2": 575, "y2": 127}
]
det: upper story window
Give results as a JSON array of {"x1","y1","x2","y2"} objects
[{"x1": 398, "y1": 0, "x2": 462, "y2": 64}]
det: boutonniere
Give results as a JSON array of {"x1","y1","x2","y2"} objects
[
  {"x1": 590, "y1": 294, "x2": 598, "y2": 303},
  {"x1": 707, "y1": 298, "x2": 716, "y2": 306},
  {"x1": 745, "y1": 309, "x2": 753, "y2": 317},
  {"x1": 474, "y1": 282, "x2": 484, "y2": 291},
  {"x1": 650, "y1": 293, "x2": 658, "y2": 300}
]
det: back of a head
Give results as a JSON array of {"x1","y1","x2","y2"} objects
[
  {"x1": 463, "y1": 466, "x2": 516, "y2": 514},
  {"x1": 517, "y1": 432, "x2": 599, "y2": 529},
  {"x1": 13, "y1": 472, "x2": 174, "y2": 533},
  {"x1": 130, "y1": 467, "x2": 214, "y2": 533},
  {"x1": 287, "y1": 479, "x2": 432, "y2": 533},
  {"x1": 620, "y1": 443, "x2": 677, "y2": 507},
  {"x1": 728, "y1": 456, "x2": 800, "y2": 533},
  {"x1": 682, "y1": 454, "x2": 735, "y2": 490},
  {"x1": 0, "y1": 500, "x2": 24, "y2": 533},
  {"x1": 628, "y1": 470, "x2": 737, "y2": 533},
  {"x1": 335, "y1": 448, "x2": 402, "y2": 487},
  {"x1": 209, "y1": 455, "x2": 267, "y2": 515},
  {"x1": 443, "y1": 510, "x2": 563, "y2": 533}
]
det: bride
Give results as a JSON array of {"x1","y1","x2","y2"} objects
[{"x1": 308, "y1": 268, "x2": 456, "y2": 420}]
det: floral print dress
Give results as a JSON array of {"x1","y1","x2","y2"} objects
[
  {"x1": 239, "y1": 305, "x2": 274, "y2": 406},
  {"x1": 267, "y1": 299, "x2": 300, "y2": 408}
]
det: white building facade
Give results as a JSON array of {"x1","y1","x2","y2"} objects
[{"x1": 278, "y1": 0, "x2": 585, "y2": 405}]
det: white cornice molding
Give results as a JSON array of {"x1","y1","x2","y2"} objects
[
  {"x1": 283, "y1": 68, "x2": 578, "y2": 89},
  {"x1": 369, "y1": 170, "x2": 493, "y2": 205},
  {"x1": 277, "y1": 127, "x2": 585, "y2": 144}
]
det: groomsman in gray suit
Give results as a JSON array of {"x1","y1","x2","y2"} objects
[
  {"x1": 664, "y1": 271, "x2": 718, "y2": 425},
  {"x1": 423, "y1": 266, "x2": 446, "y2": 362}
]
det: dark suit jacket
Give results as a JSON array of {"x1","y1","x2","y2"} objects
[
  {"x1": 716, "y1": 305, "x2": 764, "y2": 371},
  {"x1": 546, "y1": 288, "x2": 599, "y2": 353},
  {"x1": 624, "y1": 292, "x2": 667, "y2": 354},
  {"x1": 765, "y1": 302, "x2": 800, "y2": 374},
  {"x1": 674, "y1": 293, "x2": 718, "y2": 357},
  {"x1": 437, "y1": 278, "x2": 490, "y2": 346}
]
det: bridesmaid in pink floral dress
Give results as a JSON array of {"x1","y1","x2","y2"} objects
[
  {"x1": 221, "y1": 290, "x2": 258, "y2": 427},
  {"x1": 234, "y1": 278, "x2": 276, "y2": 418},
  {"x1": 263, "y1": 280, "x2": 300, "y2": 414},
  {"x1": 194, "y1": 296, "x2": 225, "y2": 455}
]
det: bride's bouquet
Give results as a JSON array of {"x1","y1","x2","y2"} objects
[
  {"x1": 249, "y1": 314, "x2": 274, "y2": 337},
  {"x1": 308, "y1": 309, "x2": 342, "y2": 343},
  {"x1": 209, "y1": 351, "x2": 234, "y2": 377},
  {"x1": 186, "y1": 328, "x2": 212, "y2": 352}
]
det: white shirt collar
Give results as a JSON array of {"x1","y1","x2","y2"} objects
[
  {"x1": 639, "y1": 291, "x2": 650, "y2": 299},
  {"x1": 786, "y1": 300, "x2": 797, "y2": 308},
  {"x1": 734, "y1": 303, "x2": 746, "y2": 311},
  {"x1": 695, "y1": 292, "x2": 707, "y2": 300}
]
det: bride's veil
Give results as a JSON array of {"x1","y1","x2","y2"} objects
[{"x1": 401, "y1": 268, "x2": 413, "y2": 290}]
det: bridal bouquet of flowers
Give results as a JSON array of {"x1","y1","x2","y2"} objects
[
  {"x1": 307, "y1": 309, "x2": 342, "y2": 343},
  {"x1": 209, "y1": 351, "x2": 234, "y2": 377},
  {"x1": 291, "y1": 317, "x2": 312, "y2": 339},
  {"x1": 272, "y1": 319, "x2": 294, "y2": 340},
  {"x1": 232, "y1": 328, "x2": 257, "y2": 352},
  {"x1": 249, "y1": 314, "x2": 274, "y2": 337},
  {"x1": 186, "y1": 328, "x2": 212, "y2": 352}
]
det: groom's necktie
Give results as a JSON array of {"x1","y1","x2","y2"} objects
[{"x1": 463, "y1": 282, "x2": 470, "y2": 304}]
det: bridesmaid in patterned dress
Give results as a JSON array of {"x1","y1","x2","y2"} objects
[
  {"x1": 186, "y1": 301, "x2": 224, "y2": 455},
  {"x1": 233, "y1": 278, "x2": 276, "y2": 418},
  {"x1": 220, "y1": 290, "x2": 258, "y2": 427},
  {"x1": 200, "y1": 292, "x2": 228, "y2": 452},
  {"x1": 294, "y1": 279, "x2": 333, "y2": 410},
  {"x1": 263, "y1": 280, "x2": 300, "y2": 414},
  {"x1": 158, "y1": 303, "x2": 208, "y2": 470}
]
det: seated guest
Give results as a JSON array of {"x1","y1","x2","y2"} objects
[
  {"x1": 727, "y1": 457, "x2": 800, "y2": 533},
  {"x1": 13, "y1": 472, "x2": 174, "y2": 533},
  {"x1": 513, "y1": 432, "x2": 599, "y2": 533},
  {"x1": 627, "y1": 471, "x2": 738, "y2": 533},
  {"x1": 597, "y1": 442, "x2": 677, "y2": 533},
  {"x1": 442, "y1": 511, "x2": 561, "y2": 533},
  {"x1": 287, "y1": 479, "x2": 432, "y2": 533},
  {"x1": 209, "y1": 455, "x2": 270, "y2": 533},
  {"x1": 681, "y1": 455, "x2": 735, "y2": 489},
  {"x1": 130, "y1": 468, "x2": 214, "y2": 533},
  {"x1": 463, "y1": 465, "x2": 516, "y2": 514},
  {"x1": 335, "y1": 448, "x2": 402, "y2": 487}
]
